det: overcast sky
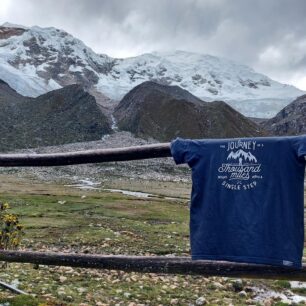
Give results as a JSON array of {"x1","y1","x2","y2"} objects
[{"x1": 0, "y1": 0, "x2": 306, "y2": 90}]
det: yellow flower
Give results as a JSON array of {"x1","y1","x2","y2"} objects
[
  {"x1": 12, "y1": 238, "x2": 19, "y2": 246},
  {"x1": 0, "y1": 202, "x2": 23, "y2": 250},
  {"x1": 3, "y1": 213, "x2": 17, "y2": 224}
]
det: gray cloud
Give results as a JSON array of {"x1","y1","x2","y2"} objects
[{"x1": 0, "y1": 0, "x2": 306, "y2": 89}]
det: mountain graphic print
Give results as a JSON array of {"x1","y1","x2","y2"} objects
[{"x1": 227, "y1": 149, "x2": 257, "y2": 164}]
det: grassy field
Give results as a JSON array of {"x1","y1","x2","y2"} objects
[{"x1": 0, "y1": 174, "x2": 305, "y2": 305}]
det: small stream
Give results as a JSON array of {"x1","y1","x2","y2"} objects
[
  {"x1": 111, "y1": 114, "x2": 119, "y2": 131},
  {"x1": 65, "y1": 179, "x2": 180, "y2": 200},
  {"x1": 101, "y1": 113, "x2": 119, "y2": 140},
  {"x1": 103, "y1": 188, "x2": 153, "y2": 198}
]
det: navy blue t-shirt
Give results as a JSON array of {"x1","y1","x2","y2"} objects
[{"x1": 171, "y1": 136, "x2": 306, "y2": 268}]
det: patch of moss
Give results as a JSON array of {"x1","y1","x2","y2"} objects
[
  {"x1": 0, "y1": 294, "x2": 42, "y2": 306},
  {"x1": 274, "y1": 280, "x2": 291, "y2": 289}
]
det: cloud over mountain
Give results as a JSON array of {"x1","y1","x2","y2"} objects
[{"x1": 1, "y1": 0, "x2": 306, "y2": 89}]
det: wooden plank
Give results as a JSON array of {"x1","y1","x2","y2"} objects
[
  {"x1": 0, "y1": 250, "x2": 305, "y2": 280},
  {"x1": 0, "y1": 143, "x2": 171, "y2": 167}
]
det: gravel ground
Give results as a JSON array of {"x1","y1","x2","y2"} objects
[{"x1": 0, "y1": 131, "x2": 190, "y2": 184}]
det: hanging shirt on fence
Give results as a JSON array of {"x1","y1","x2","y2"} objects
[{"x1": 171, "y1": 136, "x2": 306, "y2": 268}]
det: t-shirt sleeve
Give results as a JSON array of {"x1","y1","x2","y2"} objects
[
  {"x1": 295, "y1": 135, "x2": 306, "y2": 158},
  {"x1": 170, "y1": 138, "x2": 189, "y2": 165}
]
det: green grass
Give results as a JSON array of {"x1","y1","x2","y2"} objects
[
  {"x1": 0, "y1": 295, "x2": 42, "y2": 306},
  {"x1": 0, "y1": 180, "x2": 304, "y2": 305},
  {"x1": 0, "y1": 191, "x2": 190, "y2": 256},
  {"x1": 274, "y1": 280, "x2": 291, "y2": 289}
]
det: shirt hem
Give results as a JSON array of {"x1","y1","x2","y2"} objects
[{"x1": 192, "y1": 254, "x2": 302, "y2": 269}]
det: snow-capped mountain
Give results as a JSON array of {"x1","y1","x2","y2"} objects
[
  {"x1": 0, "y1": 23, "x2": 304, "y2": 118},
  {"x1": 0, "y1": 23, "x2": 114, "y2": 100}
]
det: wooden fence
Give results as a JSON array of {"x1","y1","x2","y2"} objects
[{"x1": 0, "y1": 143, "x2": 305, "y2": 280}]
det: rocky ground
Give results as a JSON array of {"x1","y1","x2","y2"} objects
[{"x1": 1, "y1": 131, "x2": 190, "y2": 184}]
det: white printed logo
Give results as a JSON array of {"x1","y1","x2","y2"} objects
[
  {"x1": 282, "y1": 260, "x2": 293, "y2": 266},
  {"x1": 217, "y1": 140, "x2": 263, "y2": 191}
]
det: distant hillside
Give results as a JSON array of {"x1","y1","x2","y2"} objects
[
  {"x1": 262, "y1": 95, "x2": 306, "y2": 135},
  {"x1": 0, "y1": 81, "x2": 111, "y2": 151},
  {"x1": 114, "y1": 82, "x2": 265, "y2": 141}
]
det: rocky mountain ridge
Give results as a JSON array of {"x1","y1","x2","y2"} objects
[
  {"x1": 262, "y1": 95, "x2": 306, "y2": 135},
  {"x1": 114, "y1": 81, "x2": 265, "y2": 141},
  {"x1": 0, "y1": 80, "x2": 111, "y2": 151}
]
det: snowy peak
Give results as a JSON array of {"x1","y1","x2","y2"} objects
[
  {"x1": 0, "y1": 25, "x2": 26, "y2": 39},
  {"x1": 0, "y1": 23, "x2": 304, "y2": 118},
  {"x1": 1, "y1": 22, "x2": 29, "y2": 29},
  {"x1": 0, "y1": 24, "x2": 115, "y2": 97},
  {"x1": 97, "y1": 49, "x2": 303, "y2": 117}
]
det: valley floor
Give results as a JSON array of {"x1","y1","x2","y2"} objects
[{"x1": 0, "y1": 174, "x2": 305, "y2": 305}]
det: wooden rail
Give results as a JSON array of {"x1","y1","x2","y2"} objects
[
  {"x1": 0, "y1": 251, "x2": 305, "y2": 280},
  {"x1": 0, "y1": 143, "x2": 171, "y2": 167}
]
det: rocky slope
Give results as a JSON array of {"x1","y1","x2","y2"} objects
[
  {"x1": 0, "y1": 23, "x2": 304, "y2": 118},
  {"x1": 0, "y1": 81, "x2": 111, "y2": 151},
  {"x1": 262, "y1": 94, "x2": 306, "y2": 135},
  {"x1": 114, "y1": 82, "x2": 264, "y2": 141}
]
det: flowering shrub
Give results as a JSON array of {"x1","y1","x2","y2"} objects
[{"x1": 0, "y1": 202, "x2": 23, "y2": 249}]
